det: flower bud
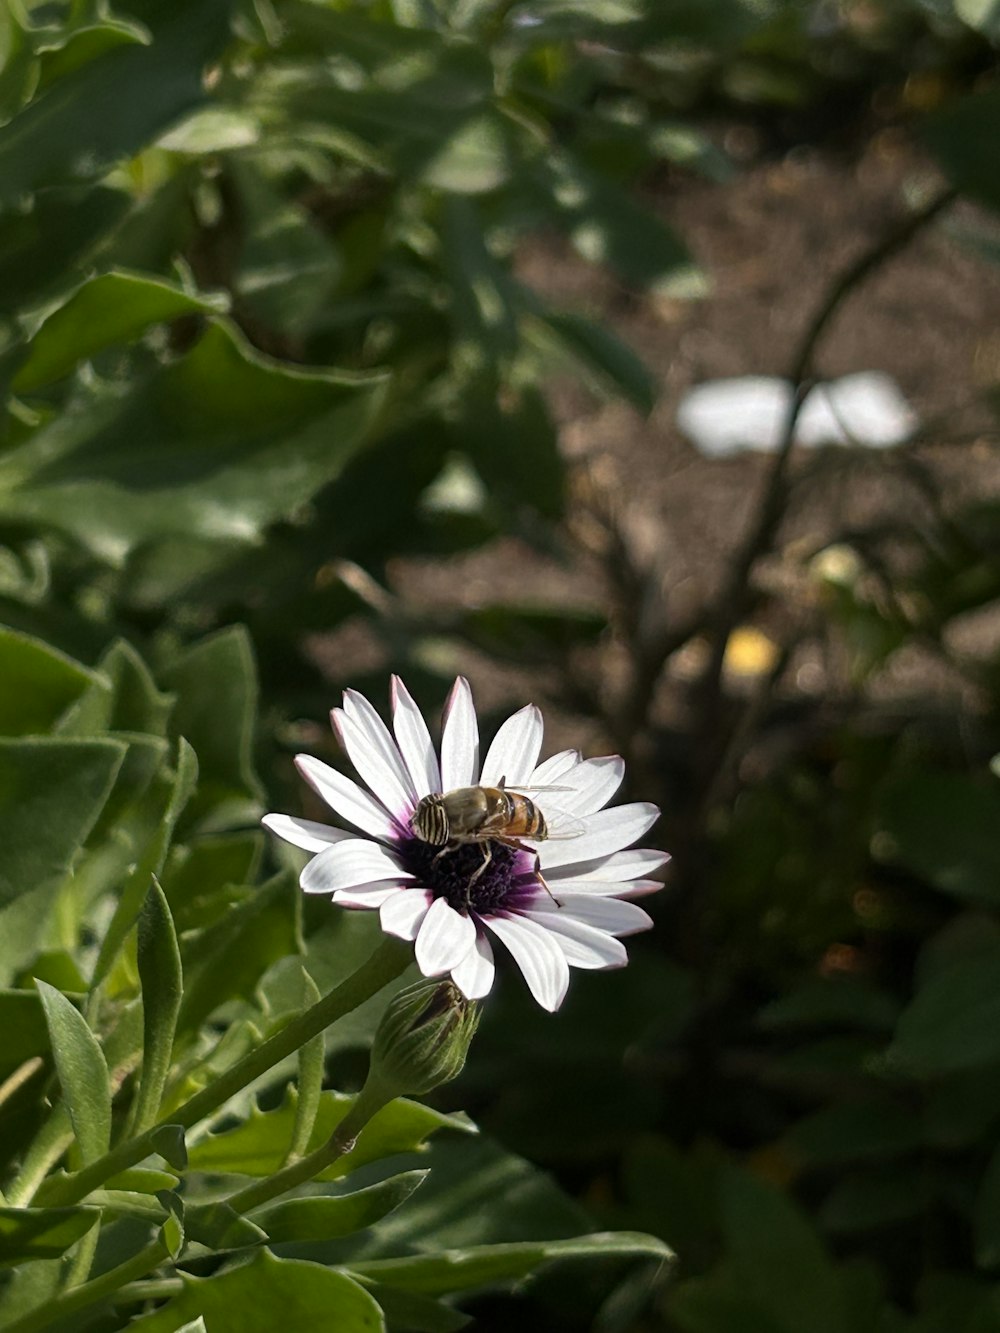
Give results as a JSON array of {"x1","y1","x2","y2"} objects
[{"x1": 366, "y1": 978, "x2": 480, "y2": 1101}]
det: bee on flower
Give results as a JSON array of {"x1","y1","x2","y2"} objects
[{"x1": 263, "y1": 677, "x2": 666, "y2": 1011}]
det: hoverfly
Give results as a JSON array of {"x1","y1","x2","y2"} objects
[{"x1": 410, "y1": 779, "x2": 583, "y2": 895}]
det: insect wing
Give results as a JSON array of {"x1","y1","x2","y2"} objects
[{"x1": 538, "y1": 802, "x2": 587, "y2": 840}]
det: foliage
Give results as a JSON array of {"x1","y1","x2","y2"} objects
[{"x1": 1, "y1": 0, "x2": 1000, "y2": 1330}]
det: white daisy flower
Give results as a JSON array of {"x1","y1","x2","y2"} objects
[{"x1": 263, "y1": 677, "x2": 666, "y2": 1012}]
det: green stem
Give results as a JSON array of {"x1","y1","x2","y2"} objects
[
  {"x1": 0, "y1": 1239, "x2": 167, "y2": 1333},
  {"x1": 40, "y1": 938, "x2": 410, "y2": 1208},
  {"x1": 227, "y1": 1081, "x2": 390, "y2": 1215}
]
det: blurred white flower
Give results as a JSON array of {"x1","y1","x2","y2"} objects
[{"x1": 264, "y1": 677, "x2": 665, "y2": 1011}]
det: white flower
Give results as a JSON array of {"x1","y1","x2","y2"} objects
[{"x1": 263, "y1": 677, "x2": 666, "y2": 1012}]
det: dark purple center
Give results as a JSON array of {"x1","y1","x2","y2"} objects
[{"x1": 402, "y1": 835, "x2": 538, "y2": 915}]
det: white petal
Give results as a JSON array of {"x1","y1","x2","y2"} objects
[
  {"x1": 551, "y1": 894, "x2": 653, "y2": 936},
  {"x1": 554, "y1": 755, "x2": 624, "y2": 816},
  {"x1": 547, "y1": 847, "x2": 670, "y2": 883},
  {"x1": 480, "y1": 704, "x2": 544, "y2": 787},
  {"x1": 539, "y1": 803, "x2": 660, "y2": 869},
  {"x1": 300, "y1": 839, "x2": 414, "y2": 895},
  {"x1": 484, "y1": 913, "x2": 570, "y2": 1012},
  {"x1": 530, "y1": 749, "x2": 580, "y2": 784},
  {"x1": 521, "y1": 908, "x2": 628, "y2": 970},
  {"x1": 262, "y1": 813, "x2": 353, "y2": 854},
  {"x1": 332, "y1": 885, "x2": 402, "y2": 908},
  {"x1": 333, "y1": 703, "x2": 414, "y2": 818},
  {"x1": 391, "y1": 675, "x2": 441, "y2": 799},
  {"x1": 380, "y1": 888, "x2": 433, "y2": 940},
  {"x1": 295, "y1": 756, "x2": 400, "y2": 842},
  {"x1": 546, "y1": 877, "x2": 662, "y2": 898},
  {"x1": 415, "y1": 898, "x2": 477, "y2": 976},
  {"x1": 440, "y1": 676, "x2": 479, "y2": 792},
  {"x1": 451, "y1": 931, "x2": 495, "y2": 1000}
]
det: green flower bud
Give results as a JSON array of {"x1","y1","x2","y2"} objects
[{"x1": 367, "y1": 978, "x2": 480, "y2": 1102}]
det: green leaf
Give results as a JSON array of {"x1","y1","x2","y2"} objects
[
  {"x1": 58, "y1": 638, "x2": 173, "y2": 738},
  {"x1": 756, "y1": 978, "x2": 899, "y2": 1034},
  {"x1": 104, "y1": 1168, "x2": 179, "y2": 1194},
  {"x1": 151, "y1": 1125, "x2": 188, "y2": 1171},
  {"x1": 527, "y1": 310, "x2": 658, "y2": 414},
  {"x1": 184, "y1": 1202, "x2": 268, "y2": 1252},
  {"x1": 820, "y1": 1170, "x2": 928, "y2": 1236},
  {"x1": 924, "y1": 88, "x2": 1000, "y2": 214},
  {"x1": 133, "y1": 879, "x2": 183, "y2": 1133},
  {"x1": 0, "y1": 1205, "x2": 99, "y2": 1266},
  {"x1": 459, "y1": 387, "x2": 564, "y2": 523},
  {"x1": 718, "y1": 1167, "x2": 849, "y2": 1333},
  {"x1": 289, "y1": 966, "x2": 324, "y2": 1163},
  {"x1": 348, "y1": 1231, "x2": 673, "y2": 1296},
  {"x1": 36, "y1": 980, "x2": 111, "y2": 1165},
  {"x1": 0, "y1": 186, "x2": 129, "y2": 316},
  {"x1": 0, "y1": 987, "x2": 50, "y2": 1080},
  {"x1": 188, "y1": 1088, "x2": 471, "y2": 1180},
  {"x1": 874, "y1": 773, "x2": 1000, "y2": 907},
  {"x1": 0, "y1": 736, "x2": 125, "y2": 907},
  {"x1": 0, "y1": 0, "x2": 230, "y2": 203},
  {"x1": 788, "y1": 1098, "x2": 922, "y2": 1165},
  {"x1": 366, "y1": 1285, "x2": 470, "y2": 1333},
  {"x1": 0, "y1": 627, "x2": 96, "y2": 736},
  {"x1": 130, "y1": 1249, "x2": 385, "y2": 1333},
  {"x1": 252, "y1": 1171, "x2": 428, "y2": 1243},
  {"x1": 889, "y1": 949, "x2": 1000, "y2": 1075},
  {"x1": 975, "y1": 1144, "x2": 1000, "y2": 1268},
  {"x1": 159, "y1": 627, "x2": 260, "y2": 830},
  {"x1": 13, "y1": 270, "x2": 229, "y2": 393}
]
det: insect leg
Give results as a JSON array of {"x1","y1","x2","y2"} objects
[
  {"x1": 504, "y1": 837, "x2": 561, "y2": 906},
  {"x1": 465, "y1": 842, "x2": 493, "y2": 889}
]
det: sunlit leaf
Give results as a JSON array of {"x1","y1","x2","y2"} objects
[
  {"x1": 132, "y1": 879, "x2": 183, "y2": 1133},
  {"x1": 252, "y1": 1171, "x2": 428, "y2": 1243},
  {"x1": 36, "y1": 980, "x2": 111, "y2": 1165},
  {"x1": 0, "y1": 1205, "x2": 99, "y2": 1266}
]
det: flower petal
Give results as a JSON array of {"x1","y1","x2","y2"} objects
[
  {"x1": 546, "y1": 847, "x2": 670, "y2": 883},
  {"x1": 552, "y1": 894, "x2": 654, "y2": 936},
  {"x1": 480, "y1": 704, "x2": 544, "y2": 787},
  {"x1": 300, "y1": 839, "x2": 414, "y2": 895},
  {"x1": 380, "y1": 888, "x2": 433, "y2": 940},
  {"x1": 546, "y1": 877, "x2": 663, "y2": 898},
  {"x1": 484, "y1": 912, "x2": 570, "y2": 1012},
  {"x1": 391, "y1": 675, "x2": 441, "y2": 799},
  {"x1": 415, "y1": 897, "x2": 477, "y2": 976},
  {"x1": 451, "y1": 930, "x2": 495, "y2": 1000},
  {"x1": 295, "y1": 755, "x2": 400, "y2": 842},
  {"x1": 333, "y1": 701, "x2": 415, "y2": 818},
  {"x1": 521, "y1": 908, "x2": 628, "y2": 970},
  {"x1": 262, "y1": 813, "x2": 353, "y2": 854},
  {"x1": 530, "y1": 749, "x2": 580, "y2": 785},
  {"x1": 554, "y1": 755, "x2": 625, "y2": 816},
  {"x1": 440, "y1": 676, "x2": 479, "y2": 792},
  {"x1": 332, "y1": 885, "x2": 403, "y2": 908},
  {"x1": 538, "y1": 803, "x2": 660, "y2": 869}
]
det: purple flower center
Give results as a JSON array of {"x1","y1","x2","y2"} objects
[{"x1": 402, "y1": 835, "x2": 538, "y2": 915}]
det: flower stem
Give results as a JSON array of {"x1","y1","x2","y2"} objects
[
  {"x1": 0, "y1": 1239, "x2": 167, "y2": 1333},
  {"x1": 40, "y1": 937, "x2": 411, "y2": 1208}
]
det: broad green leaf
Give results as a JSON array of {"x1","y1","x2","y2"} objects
[
  {"x1": 159, "y1": 627, "x2": 261, "y2": 830},
  {"x1": 151, "y1": 1125, "x2": 188, "y2": 1171},
  {"x1": 0, "y1": 186, "x2": 129, "y2": 316},
  {"x1": 527, "y1": 310, "x2": 658, "y2": 414},
  {"x1": 458, "y1": 387, "x2": 563, "y2": 524},
  {"x1": 252, "y1": 1171, "x2": 428, "y2": 1243},
  {"x1": 889, "y1": 949, "x2": 1000, "y2": 1075},
  {"x1": 0, "y1": 1205, "x2": 99, "y2": 1266},
  {"x1": 0, "y1": 0, "x2": 230, "y2": 203},
  {"x1": 13, "y1": 270, "x2": 229, "y2": 393},
  {"x1": 36, "y1": 980, "x2": 111, "y2": 1165},
  {"x1": 0, "y1": 736, "x2": 125, "y2": 908},
  {"x1": 176, "y1": 872, "x2": 297, "y2": 1033},
  {"x1": 874, "y1": 773, "x2": 1000, "y2": 907},
  {"x1": 787, "y1": 1098, "x2": 922, "y2": 1165},
  {"x1": 58, "y1": 638, "x2": 173, "y2": 738},
  {"x1": 924, "y1": 88, "x2": 1000, "y2": 214},
  {"x1": 953, "y1": 0, "x2": 1000, "y2": 38},
  {"x1": 104, "y1": 1168, "x2": 179, "y2": 1193},
  {"x1": 161, "y1": 832, "x2": 263, "y2": 931},
  {"x1": 820, "y1": 1170, "x2": 928, "y2": 1236},
  {"x1": 90, "y1": 738, "x2": 197, "y2": 987},
  {"x1": 188, "y1": 1088, "x2": 471, "y2": 1179},
  {"x1": 0, "y1": 321, "x2": 387, "y2": 569},
  {"x1": 0, "y1": 627, "x2": 96, "y2": 736},
  {"x1": 184, "y1": 1202, "x2": 268, "y2": 1252},
  {"x1": 668, "y1": 1273, "x2": 789, "y2": 1333},
  {"x1": 366, "y1": 1285, "x2": 470, "y2": 1333},
  {"x1": 132, "y1": 879, "x2": 183, "y2": 1133},
  {"x1": 442, "y1": 198, "x2": 521, "y2": 371},
  {"x1": 756, "y1": 978, "x2": 899, "y2": 1034},
  {"x1": 131, "y1": 1249, "x2": 384, "y2": 1333},
  {"x1": 718, "y1": 1167, "x2": 848, "y2": 1333},
  {"x1": 347, "y1": 1231, "x2": 673, "y2": 1295},
  {"x1": 289, "y1": 965, "x2": 324, "y2": 1163},
  {"x1": 533, "y1": 153, "x2": 702, "y2": 296}
]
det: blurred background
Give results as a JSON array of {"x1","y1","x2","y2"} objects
[{"x1": 2, "y1": 0, "x2": 1000, "y2": 1327}]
